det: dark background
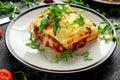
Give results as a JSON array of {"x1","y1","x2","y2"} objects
[{"x1": 0, "y1": 0, "x2": 120, "y2": 80}]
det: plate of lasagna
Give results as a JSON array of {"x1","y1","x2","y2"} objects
[
  {"x1": 93, "y1": 0, "x2": 120, "y2": 5},
  {"x1": 5, "y1": 4, "x2": 116, "y2": 73}
]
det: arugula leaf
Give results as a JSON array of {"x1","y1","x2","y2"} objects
[
  {"x1": 50, "y1": 4, "x2": 85, "y2": 34},
  {"x1": 115, "y1": 24, "x2": 120, "y2": 30},
  {"x1": 49, "y1": 4, "x2": 61, "y2": 36},
  {"x1": 60, "y1": 4, "x2": 73, "y2": 14},
  {"x1": 65, "y1": 10, "x2": 85, "y2": 27},
  {"x1": 49, "y1": 4, "x2": 61, "y2": 16},
  {"x1": 39, "y1": 14, "x2": 49, "y2": 32},
  {"x1": 65, "y1": 16, "x2": 85, "y2": 27},
  {"x1": 74, "y1": 15, "x2": 85, "y2": 26},
  {"x1": 73, "y1": 10, "x2": 85, "y2": 26},
  {"x1": 63, "y1": 0, "x2": 72, "y2": 3},
  {"x1": 0, "y1": 1, "x2": 14, "y2": 14},
  {"x1": 98, "y1": 21, "x2": 112, "y2": 35},
  {"x1": 51, "y1": 50, "x2": 93, "y2": 63},
  {"x1": 21, "y1": 0, "x2": 41, "y2": 7},
  {"x1": 97, "y1": 21, "x2": 114, "y2": 42},
  {"x1": 26, "y1": 33, "x2": 45, "y2": 52},
  {"x1": 113, "y1": 35, "x2": 120, "y2": 46},
  {"x1": 50, "y1": 4, "x2": 72, "y2": 16},
  {"x1": 63, "y1": 0, "x2": 120, "y2": 16},
  {"x1": 62, "y1": 0, "x2": 107, "y2": 16},
  {"x1": 51, "y1": 50, "x2": 76, "y2": 63},
  {"x1": 111, "y1": 19, "x2": 120, "y2": 31},
  {"x1": 95, "y1": 21, "x2": 120, "y2": 45},
  {"x1": 0, "y1": 1, "x2": 20, "y2": 17},
  {"x1": 52, "y1": 16, "x2": 60, "y2": 36},
  {"x1": 109, "y1": 8, "x2": 120, "y2": 16},
  {"x1": 9, "y1": 6, "x2": 20, "y2": 19},
  {"x1": 81, "y1": 51, "x2": 93, "y2": 61},
  {"x1": 92, "y1": 22, "x2": 97, "y2": 27}
]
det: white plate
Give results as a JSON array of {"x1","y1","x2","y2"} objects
[
  {"x1": 5, "y1": 4, "x2": 116, "y2": 73},
  {"x1": 93, "y1": 0, "x2": 120, "y2": 5}
]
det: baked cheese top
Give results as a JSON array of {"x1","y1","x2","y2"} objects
[{"x1": 29, "y1": 5, "x2": 98, "y2": 48}]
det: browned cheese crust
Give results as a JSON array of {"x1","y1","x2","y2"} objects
[{"x1": 29, "y1": 5, "x2": 98, "y2": 55}]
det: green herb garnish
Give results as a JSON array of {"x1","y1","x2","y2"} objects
[
  {"x1": 51, "y1": 50, "x2": 76, "y2": 63},
  {"x1": 98, "y1": 21, "x2": 112, "y2": 35},
  {"x1": 65, "y1": 15, "x2": 85, "y2": 27},
  {"x1": 63, "y1": 0, "x2": 72, "y2": 3},
  {"x1": 49, "y1": 4, "x2": 85, "y2": 34},
  {"x1": 21, "y1": 0, "x2": 41, "y2": 7},
  {"x1": 62, "y1": 0, "x2": 107, "y2": 16},
  {"x1": 95, "y1": 21, "x2": 120, "y2": 46},
  {"x1": 0, "y1": 1, "x2": 20, "y2": 14},
  {"x1": 74, "y1": 15, "x2": 85, "y2": 26},
  {"x1": 111, "y1": 19, "x2": 120, "y2": 32},
  {"x1": 52, "y1": 16, "x2": 60, "y2": 36},
  {"x1": 97, "y1": 21, "x2": 113, "y2": 42},
  {"x1": 63, "y1": 0, "x2": 120, "y2": 16},
  {"x1": 13, "y1": 71, "x2": 27, "y2": 80},
  {"x1": 9, "y1": 6, "x2": 20, "y2": 19},
  {"x1": 51, "y1": 50, "x2": 93, "y2": 63},
  {"x1": 49, "y1": 4, "x2": 62, "y2": 35},
  {"x1": 81, "y1": 51, "x2": 93, "y2": 61},
  {"x1": 39, "y1": 14, "x2": 49, "y2": 32},
  {"x1": 109, "y1": 8, "x2": 120, "y2": 16},
  {"x1": 0, "y1": 1, "x2": 20, "y2": 18},
  {"x1": 26, "y1": 33, "x2": 45, "y2": 52}
]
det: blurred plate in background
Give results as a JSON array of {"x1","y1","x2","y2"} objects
[{"x1": 93, "y1": 0, "x2": 120, "y2": 5}]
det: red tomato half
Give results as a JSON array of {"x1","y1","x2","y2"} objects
[
  {"x1": 44, "y1": 0, "x2": 53, "y2": 3},
  {"x1": 0, "y1": 28, "x2": 2, "y2": 37},
  {"x1": 0, "y1": 69, "x2": 13, "y2": 80}
]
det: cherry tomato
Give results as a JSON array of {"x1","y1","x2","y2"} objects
[
  {"x1": 0, "y1": 28, "x2": 2, "y2": 38},
  {"x1": 0, "y1": 69, "x2": 13, "y2": 80},
  {"x1": 44, "y1": 0, "x2": 53, "y2": 3}
]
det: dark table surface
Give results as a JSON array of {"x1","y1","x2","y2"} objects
[{"x1": 0, "y1": 0, "x2": 120, "y2": 80}]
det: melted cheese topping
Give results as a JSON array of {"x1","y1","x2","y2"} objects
[
  {"x1": 29, "y1": 5, "x2": 98, "y2": 48},
  {"x1": 43, "y1": 19, "x2": 92, "y2": 48}
]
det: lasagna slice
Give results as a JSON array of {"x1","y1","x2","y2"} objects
[{"x1": 29, "y1": 5, "x2": 98, "y2": 56}]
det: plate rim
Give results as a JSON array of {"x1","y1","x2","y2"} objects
[
  {"x1": 93, "y1": 0, "x2": 120, "y2": 5},
  {"x1": 5, "y1": 4, "x2": 117, "y2": 73}
]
